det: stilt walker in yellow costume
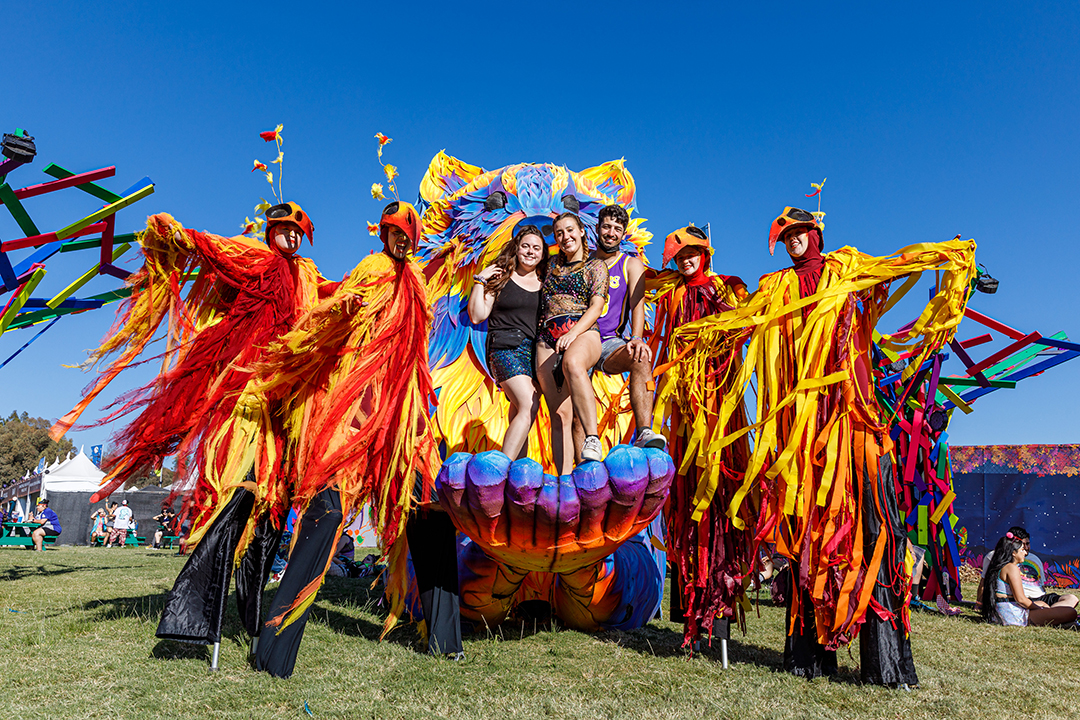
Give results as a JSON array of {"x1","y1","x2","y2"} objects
[{"x1": 664, "y1": 207, "x2": 977, "y2": 684}]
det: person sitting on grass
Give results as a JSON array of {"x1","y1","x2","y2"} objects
[
  {"x1": 980, "y1": 532, "x2": 1078, "y2": 627},
  {"x1": 30, "y1": 498, "x2": 61, "y2": 552},
  {"x1": 974, "y1": 525, "x2": 1071, "y2": 613}
]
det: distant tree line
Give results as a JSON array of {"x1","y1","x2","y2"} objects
[
  {"x1": 0, "y1": 411, "x2": 176, "y2": 489},
  {"x1": 0, "y1": 411, "x2": 74, "y2": 484}
]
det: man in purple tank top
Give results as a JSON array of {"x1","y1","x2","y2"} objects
[{"x1": 573, "y1": 205, "x2": 665, "y2": 452}]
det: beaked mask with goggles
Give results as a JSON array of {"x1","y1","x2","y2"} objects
[
  {"x1": 379, "y1": 201, "x2": 422, "y2": 261},
  {"x1": 265, "y1": 202, "x2": 314, "y2": 256}
]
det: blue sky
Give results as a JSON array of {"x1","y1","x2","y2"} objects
[{"x1": 2, "y1": 1, "x2": 1078, "y2": 457}]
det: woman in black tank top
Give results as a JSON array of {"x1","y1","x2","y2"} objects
[{"x1": 467, "y1": 225, "x2": 547, "y2": 460}]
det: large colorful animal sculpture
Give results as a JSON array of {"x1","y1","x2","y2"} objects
[{"x1": 414, "y1": 153, "x2": 671, "y2": 630}]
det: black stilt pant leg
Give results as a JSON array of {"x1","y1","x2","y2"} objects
[
  {"x1": 782, "y1": 565, "x2": 837, "y2": 679},
  {"x1": 406, "y1": 508, "x2": 463, "y2": 655},
  {"x1": 235, "y1": 513, "x2": 284, "y2": 638},
  {"x1": 859, "y1": 453, "x2": 919, "y2": 686},
  {"x1": 254, "y1": 486, "x2": 343, "y2": 678},
  {"x1": 156, "y1": 489, "x2": 255, "y2": 644}
]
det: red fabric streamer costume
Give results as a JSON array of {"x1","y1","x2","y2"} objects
[
  {"x1": 249, "y1": 201, "x2": 440, "y2": 677},
  {"x1": 50, "y1": 205, "x2": 331, "y2": 646},
  {"x1": 647, "y1": 226, "x2": 755, "y2": 647}
]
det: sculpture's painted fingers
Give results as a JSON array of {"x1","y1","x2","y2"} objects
[
  {"x1": 602, "y1": 445, "x2": 651, "y2": 542},
  {"x1": 458, "y1": 540, "x2": 527, "y2": 628},
  {"x1": 465, "y1": 451, "x2": 511, "y2": 547},
  {"x1": 572, "y1": 460, "x2": 612, "y2": 551},
  {"x1": 436, "y1": 452, "x2": 479, "y2": 539},
  {"x1": 553, "y1": 473, "x2": 582, "y2": 566},
  {"x1": 532, "y1": 474, "x2": 562, "y2": 572},
  {"x1": 552, "y1": 561, "x2": 607, "y2": 632},
  {"x1": 638, "y1": 447, "x2": 676, "y2": 522},
  {"x1": 504, "y1": 457, "x2": 544, "y2": 558}
]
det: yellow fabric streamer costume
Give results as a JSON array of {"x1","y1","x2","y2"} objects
[
  {"x1": 662, "y1": 238, "x2": 977, "y2": 662},
  {"x1": 646, "y1": 259, "x2": 757, "y2": 646}
]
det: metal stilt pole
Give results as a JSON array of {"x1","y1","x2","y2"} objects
[
  {"x1": 250, "y1": 635, "x2": 259, "y2": 657},
  {"x1": 720, "y1": 638, "x2": 729, "y2": 669},
  {"x1": 210, "y1": 641, "x2": 220, "y2": 671}
]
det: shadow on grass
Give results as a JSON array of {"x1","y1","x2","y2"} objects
[
  {"x1": 300, "y1": 576, "x2": 424, "y2": 651},
  {"x1": 2, "y1": 562, "x2": 135, "y2": 583},
  {"x1": 152, "y1": 639, "x2": 211, "y2": 661},
  {"x1": 80, "y1": 591, "x2": 169, "y2": 622}
]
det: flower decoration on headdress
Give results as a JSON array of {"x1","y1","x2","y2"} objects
[
  {"x1": 375, "y1": 132, "x2": 392, "y2": 157},
  {"x1": 260, "y1": 125, "x2": 283, "y2": 143},
  {"x1": 368, "y1": 131, "x2": 403, "y2": 232},
  {"x1": 804, "y1": 177, "x2": 827, "y2": 230},
  {"x1": 1006, "y1": 531, "x2": 1015, "y2": 539},
  {"x1": 252, "y1": 124, "x2": 285, "y2": 205},
  {"x1": 367, "y1": 222, "x2": 380, "y2": 236}
]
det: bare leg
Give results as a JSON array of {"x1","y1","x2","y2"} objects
[
  {"x1": 1056, "y1": 593, "x2": 1079, "y2": 609},
  {"x1": 571, "y1": 415, "x2": 585, "y2": 466},
  {"x1": 537, "y1": 342, "x2": 574, "y2": 475},
  {"x1": 562, "y1": 332, "x2": 602, "y2": 439},
  {"x1": 602, "y1": 345, "x2": 655, "y2": 432},
  {"x1": 500, "y1": 374, "x2": 540, "y2": 460},
  {"x1": 32, "y1": 527, "x2": 44, "y2": 551},
  {"x1": 1028, "y1": 604, "x2": 1078, "y2": 627}
]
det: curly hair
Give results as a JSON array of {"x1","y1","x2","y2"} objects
[
  {"x1": 597, "y1": 204, "x2": 629, "y2": 231},
  {"x1": 484, "y1": 225, "x2": 548, "y2": 297}
]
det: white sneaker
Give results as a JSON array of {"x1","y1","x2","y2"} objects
[
  {"x1": 581, "y1": 435, "x2": 603, "y2": 462},
  {"x1": 634, "y1": 428, "x2": 666, "y2": 450}
]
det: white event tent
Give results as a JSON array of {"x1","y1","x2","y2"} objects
[{"x1": 40, "y1": 448, "x2": 105, "y2": 496}]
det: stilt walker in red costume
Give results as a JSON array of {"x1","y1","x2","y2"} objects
[
  {"x1": 50, "y1": 201, "x2": 329, "y2": 651},
  {"x1": 663, "y1": 206, "x2": 977, "y2": 684},
  {"x1": 250, "y1": 200, "x2": 452, "y2": 677},
  {"x1": 647, "y1": 226, "x2": 756, "y2": 649}
]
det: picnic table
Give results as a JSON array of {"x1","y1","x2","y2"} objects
[{"x1": 0, "y1": 521, "x2": 56, "y2": 547}]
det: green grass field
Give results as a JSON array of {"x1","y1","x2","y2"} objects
[{"x1": 1, "y1": 546, "x2": 1077, "y2": 720}]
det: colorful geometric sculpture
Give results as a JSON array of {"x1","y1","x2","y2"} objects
[
  {"x1": 0, "y1": 129, "x2": 154, "y2": 365},
  {"x1": 876, "y1": 285, "x2": 1080, "y2": 602}
]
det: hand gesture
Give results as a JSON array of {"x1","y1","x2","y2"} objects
[
  {"x1": 627, "y1": 338, "x2": 652, "y2": 364},
  {"x1": 555, "y1": 330, "x2": 578, "y2": 353}
]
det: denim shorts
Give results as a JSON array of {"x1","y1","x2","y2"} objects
[{"x1": 594, "y1": 336, "x2": 627, "y2": 374}]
